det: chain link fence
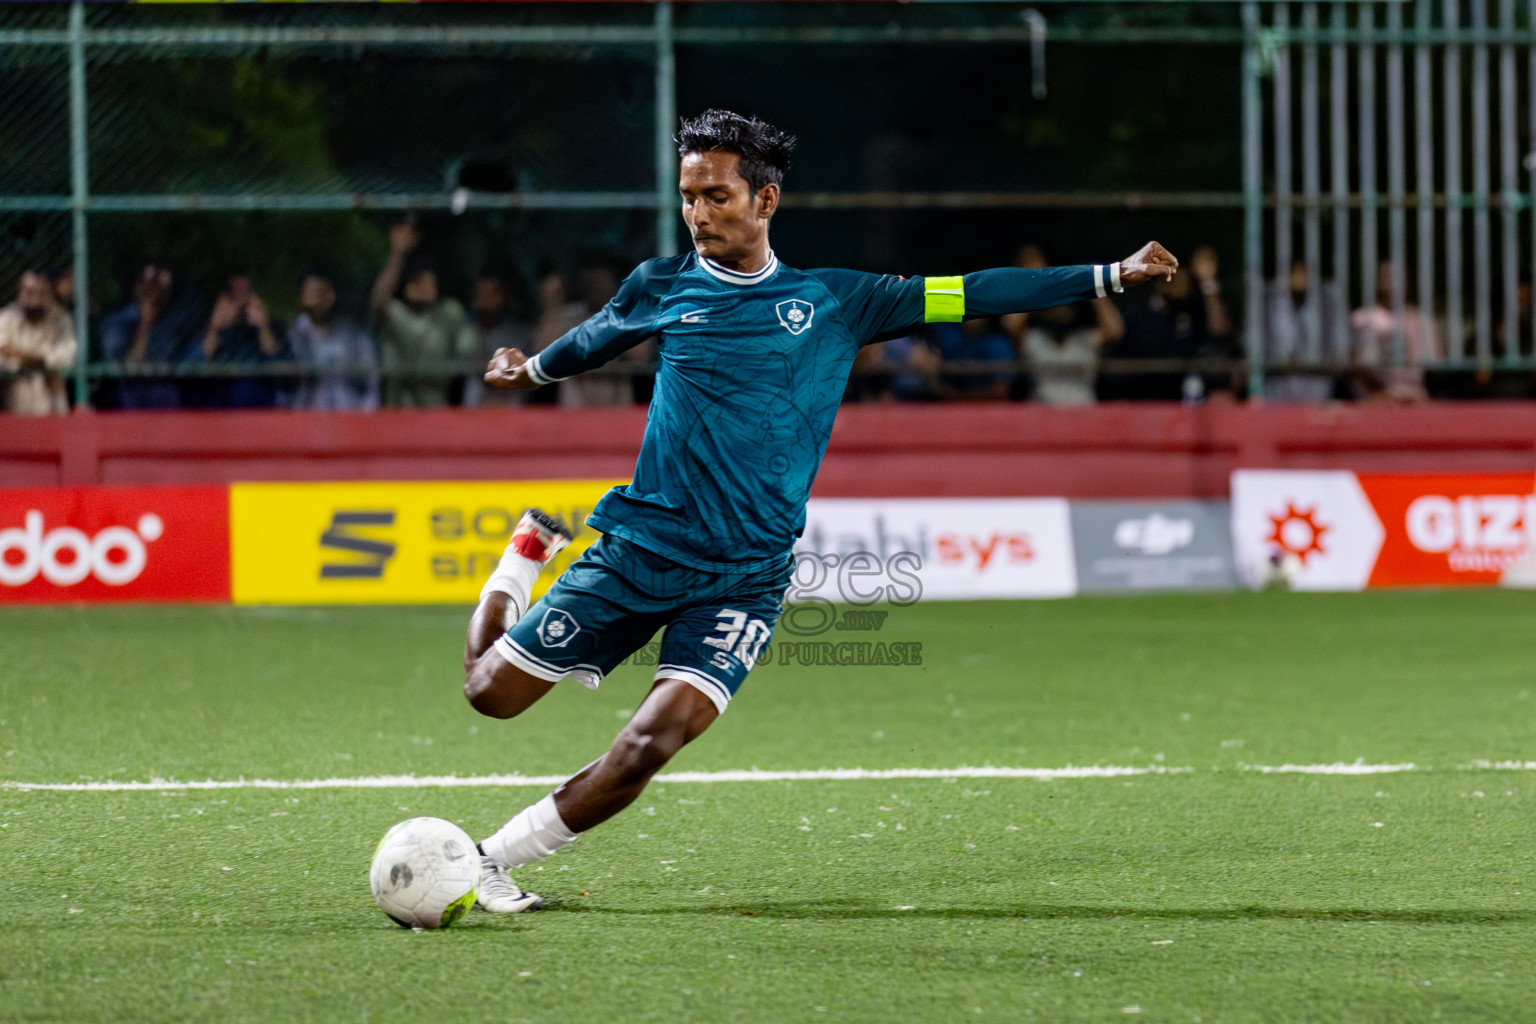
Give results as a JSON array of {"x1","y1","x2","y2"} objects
[{"x1": 6, "y1": 2, "x2": 1531, "y2": 408}]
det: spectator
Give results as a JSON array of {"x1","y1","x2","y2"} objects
[
  {"x1": 99, "y1": 263, "x2": 205, "y2": 409},
  {"x1": 1264, "y1": 260, "x2": 1347, "y2": 402},
  {"x1": 49, "y1": 265, "x2": 75, "y2": 312},
  {"x1": 843, "y1": 342, "x2": 882, "y2": 402},
  {"x1": 558, "y1": 264, "x2": 647, "y2": 408},
  {"x1": 844, "y1": 334, "x2": 942, "y2": 403},
  {"x1": 931, "y1": 318, "x2": 1015, "y2": 401},
  {"x1": 194, "y1": 273, "x2": 287, "y2": 408},
  {"x1": 0, "y1": 269, "x2": 76, "y2": 415},
  {"x1": 1462, "y1": 278, "x2": 1536, "y2": 399},
  {"x1": 1351, "y1": 260, "x2": 1439, "y2": 403},
  {"x1": 882, "y1": 335, "x2": 944, "y2": 401},
  {"x1": 287, "y1": 271, "x2": 378, "y2": 411},
  {"x1": 525, "y1": 271, "x2": 582, "y2": 405},
  {"x1": 462, "y1": 270, "x2": 531, "y2": 408},
  {"x1": 1003, "y1": 243, "x2": 1123, "y2": 406},
  {"x1": 371, "y1": 221, "x2": 475, "y2": 409},
  {"x1": 1496, "y1": 279, "x2": 1531, "y2": 362},
  {"x1": 528, "y1": 266, "x2": 648, "y2": 408},
  {"x1": 1105, "y1": 243, "x2": 1234, "y2": 401}
]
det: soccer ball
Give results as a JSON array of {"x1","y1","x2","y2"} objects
[{"x1": 369, "y1": 817, "x2": 479, "y2": 930}]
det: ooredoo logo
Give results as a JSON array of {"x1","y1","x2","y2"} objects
[{"x1": 0, "y1": 510, "x2": 165, "y2": 587}]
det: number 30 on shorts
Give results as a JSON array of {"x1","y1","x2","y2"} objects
[{"x1": 702, "y1": 609, "x2": 771, "y2": 671}]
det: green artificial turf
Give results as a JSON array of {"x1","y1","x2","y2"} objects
[{"x1": 3, "y1": 591, "x2": 1535, "y2": 1022}]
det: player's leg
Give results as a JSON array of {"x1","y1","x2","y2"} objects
[
  {"x1": 461, "y1": 509, "x2": 571, "y2": 718},
  {"x1": 468, "y1": 534, "x2": 673, "y2": 912},
  {"x1": 473, "y1": 677, "x2": 713, "y2": 913},
  {"x1": 553, "y1": 676, "x2": 718, "y2": 829},
  {"x1": 475, "y1": 556, "x2": 790, "y2": 914},
  {"x1": 477, "y1": 676, "x2": 715, "y2": 888}
]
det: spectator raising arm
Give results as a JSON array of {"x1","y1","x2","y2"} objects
[
  {"x1": 125, "y1": 268, "x2": 171, "y2": 365},
  {"x1": 371, "y1": 221, "x2": 420, "y2": 319},
  {"x1": 244, "y1": 293, "x2": 282, "y2": 358},
  {"x1": 201, "y1": 289, "x2": 241, "y2": 359}
]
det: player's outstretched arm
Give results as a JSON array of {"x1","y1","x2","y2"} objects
[
  {"x1": 812, "y1": 242, "x2": 1181, "y2": 345},
  {"x1": 956, "y1": 240, "x2": 1181, "y2": 319}
]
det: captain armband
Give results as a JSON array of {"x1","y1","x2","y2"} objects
[{"x1": 923, "y1": 276, "x2": 965, "y2": 323}]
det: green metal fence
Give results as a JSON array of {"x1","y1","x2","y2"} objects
[
  {"x1": 1243, "y1": 0, "x2": 1536, "y2": 399},
  {"x1": 3, "y1": 1, "x2": 1533, "y2": 404}
]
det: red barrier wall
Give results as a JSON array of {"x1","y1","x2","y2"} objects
[{"x1": 3, "y1": 403, "x2": 1535, "y2": 498}]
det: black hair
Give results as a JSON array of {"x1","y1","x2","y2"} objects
[{"x1": 675, "y1": 109, "x2": 796, "y2": 193}]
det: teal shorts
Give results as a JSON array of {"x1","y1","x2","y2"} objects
[{"x1": 494, "y1": 534, "x2": 792, "y2": 714}]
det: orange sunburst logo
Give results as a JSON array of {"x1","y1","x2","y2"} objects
[{"x1": 1266, "y1": 503, "x2": 1329, "y2": 564}]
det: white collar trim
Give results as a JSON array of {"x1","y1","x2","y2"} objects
[{"x1": 699, "y1": 251, "x2": 779, "y2": 286}]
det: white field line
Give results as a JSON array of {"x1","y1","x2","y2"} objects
[
  {"x1": 1, "y1": 765, "x2": 1184, "y2": 793},
  {"x1": 1241, "y1": 761, "x2": 1418, "y2": 775},
  {"x1": 1466, "y1": 760, "x2": 1536, "y2": 771},
  {"x1": 4, "y1": 760, "x2": 1536, "y2": 792}
]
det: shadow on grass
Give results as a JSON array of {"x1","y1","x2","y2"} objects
[{"x1": 542, "y1": 899, "x2": 1535, "y2": 926}]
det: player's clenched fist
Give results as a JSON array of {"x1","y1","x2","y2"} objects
[
  {"x1": 1117, "y1": 241, "x2": 1180, "y2": 285},
  {"x1": 483, "y1": 347, "x2": 539, "y2": 391}
]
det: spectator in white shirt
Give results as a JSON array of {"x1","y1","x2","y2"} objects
[
  {"x1": 0, "y1": 269, "x2": 76, "y2": 415},
  {"x1": 287, "y1": 272, "x2": 379, "y2": 411}
]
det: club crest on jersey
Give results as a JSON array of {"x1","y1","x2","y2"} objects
[
  {"x1": 538, "y1": 608, "x2": 581, "y2": 648},
  {"x1": 775, "y1": 299, "x2": 815, "y2": 336}
]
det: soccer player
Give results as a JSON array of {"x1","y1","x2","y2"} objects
[{"x1": 461, "y1": 109, "x2": 1179, "y2": 912}]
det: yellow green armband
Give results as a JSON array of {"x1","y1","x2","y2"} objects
[{"x1": 923, "y1": 276, "x2": 965, "y2": 323}]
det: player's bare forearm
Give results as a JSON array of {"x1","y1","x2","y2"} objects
[{"x1": 483, "y1": 347, "x2": 541, "y2": 391}]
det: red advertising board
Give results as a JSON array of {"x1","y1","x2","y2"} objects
[
  {"x1": 0, "y1": 486, "x2": 230, "y2": 603},
  {"x1": 1360, "y1": 473, "x2": 1536, "y2": 587},
  {"x1": 1232, "y1": 470, "x2": 1536, "y2": 590}
]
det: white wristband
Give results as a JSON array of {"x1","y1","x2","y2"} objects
[
  {"x1": 1092, "y1": 265, "x2": 1107, "y2": 299},
  {"x1": 1110, "y1": 262, "x2": 1123, "y2": 293},
  {"x1": 523, "y1": 354, "x2": 570, "y2": 386}
]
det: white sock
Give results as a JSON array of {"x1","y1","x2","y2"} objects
[
  {"x1": 480, "y1": 794, "x2": 578, "y2": 870},
  {"x1": 478, "y1": 544, "x2": 544, "y2": 625}
]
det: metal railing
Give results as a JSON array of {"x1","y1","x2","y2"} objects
[
  {"x1": 1, "y1": 1, "x2": 1254, "y2": 408},
  {"x1": 3, "y1": 2, "x2": 1534, "y2": 407},
  {"x1": 1242, "y1": 0, "x2": 1536, "y2": 398}
]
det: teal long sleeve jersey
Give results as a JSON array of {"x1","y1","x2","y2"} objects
[{"x1": 524, "y1": 251, "x2": 1118, "y2": 572}]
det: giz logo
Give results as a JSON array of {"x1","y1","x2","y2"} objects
[
  {"x1": 0, "y1": 509, "x2": 164, "y2": 587},
  {"x1": 1405, "y1": 494, "x2": 1536, "y2": 566}
]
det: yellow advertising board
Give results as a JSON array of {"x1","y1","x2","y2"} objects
[{"x1": 230, "y1": 481, "x2": 622, "y2": 605}]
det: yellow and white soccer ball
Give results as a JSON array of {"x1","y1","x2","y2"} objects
[{"x1": 370, "y1": 817, "x2": 479, "y2": 930}]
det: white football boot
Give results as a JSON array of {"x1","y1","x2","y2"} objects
[
  {"x1": 481, "y1": 508, "x2": 575, "y2": 629},
  {"x1": 510, "y1": 508, "x2": 573, "y2": 566},
  {"x1": 474, "y1": 855, "x2": 545, "y2": 914}
]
